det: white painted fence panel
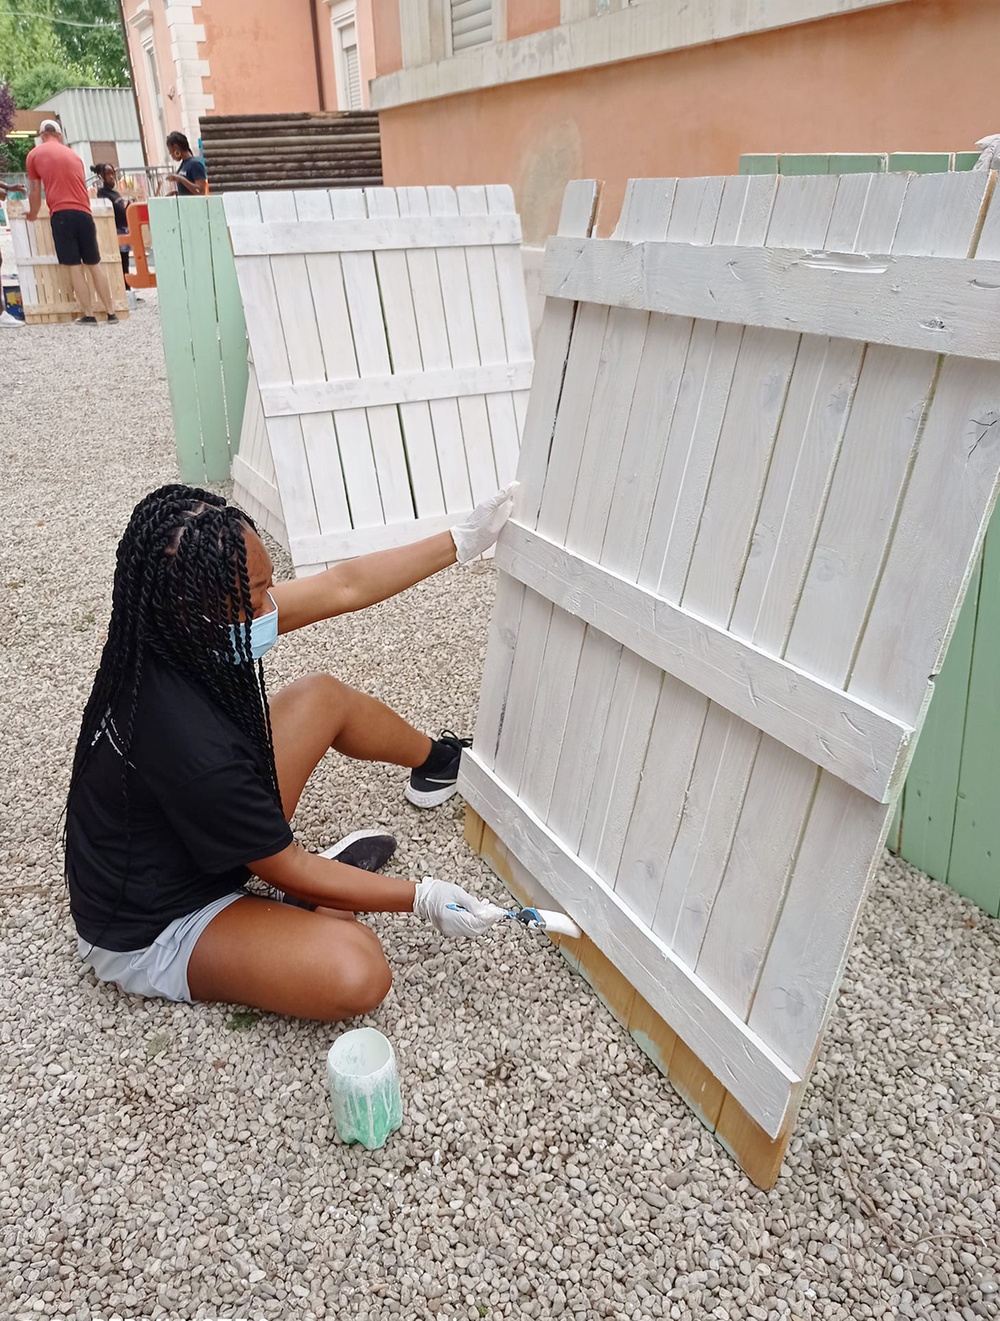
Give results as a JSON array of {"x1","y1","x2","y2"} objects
[
  {"x1": 460, "y1": 172, "x2": 1000, "y2": 1144},
  {"x1": 225, "y1": 187, "x2": 530, "y2": 573}
]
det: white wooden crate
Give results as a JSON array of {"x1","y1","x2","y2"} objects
[
  {"x1": 460, "y1": 171, "x2": 1000, "y2": 1159},
  {"x1": 224, "y1": 186, "x2": 532, "y2": 574}
]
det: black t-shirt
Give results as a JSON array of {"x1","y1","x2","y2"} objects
[
  {"x1": 97, "y1": 184, "x2": 129, "y2": 232},
  {"x1": 175, "y1": 156, "x2": 207, "y2": 196},
  {"x1": 66, "y1": 654, "x2": 292, "y2": 951}
]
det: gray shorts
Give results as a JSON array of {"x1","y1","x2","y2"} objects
[{"x1": 77, "y1": 891, "x2": 245, "y2": 1002}]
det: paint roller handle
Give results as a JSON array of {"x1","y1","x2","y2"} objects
[
  {"x1": 444, "y1": 902, "x2": 581, "y2": 939},
  {"x1": 511, "y1": 906, "x2": 582, "y2": 938},
  {"x1": 530, "y1": 909, "x2": 582, "y2": 938}
]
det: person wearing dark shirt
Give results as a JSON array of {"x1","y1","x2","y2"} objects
[
  {"x1": 93, "y1": 163, "x2": 130, "y2": 277},
  {"x1": 165, "y1": 131, "x2": 208, "y2": 197},
  {"x1": 65, "y1": 482, "x2": 516, "y2": 1019}
]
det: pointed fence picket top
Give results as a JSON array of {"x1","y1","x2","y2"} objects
[
  {"x1": 223, "y1": 185, "x2": 532, "y2": 574},
  {"x1": 460, "y1": 170, "x2": 1000, "y2": 1186}
]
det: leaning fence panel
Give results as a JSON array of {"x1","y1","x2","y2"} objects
[
  {"x1": 460, "y1": 170, "x2": 1000, "y2": 1186},
  {"x1": 224, "y1": 186, "x2": 531, "y2": 573}
]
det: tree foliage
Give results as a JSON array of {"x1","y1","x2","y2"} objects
[
  {"x1": 0, "y1": 81, "x2": 14, "y2": 140},
  {"x1": 0, "y1": 0, "x2": 128, "y2": 106},
  {"x1": 10, "y1": 60, "x2": 77, "y2": 109},
  {"x1": 0, "y1": 79, "x2": 15, "y2": 172},
  {"x1": 51, "y1": 0, "x2": 128, "y2": 87}
]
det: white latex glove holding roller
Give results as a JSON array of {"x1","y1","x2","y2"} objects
[
  {"x1": 413, "y1": 877, "x2": 507, "y2": 938},
  {"x1": 450, "y1": 482, "x2": 519, "y2": 563}
]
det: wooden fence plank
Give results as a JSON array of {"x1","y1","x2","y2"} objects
[
  {"x1": 180, "y1": 195, "x2": 232, "y2": 481},
  {"x1": 365, "y1": 186, "x2": 447, "y2": 520},
  {"x1": 471, "y1": 182, "x2": 598, "y2": 774},
  {"x1": 541, "y1": 239, "x2": 1000, "y2": 362},
  {"x1": 206, "y1": 194, "x2": 249, "y2": 469},
  {"x1": 147, "y1": 198, "x2": 204, "y2": 482},
  {"x1": 258, "y1": 363, "x2": 534, "y2": 418},
  {"x1": 330, "y1": 188, "x2": 414, "y2": 527},
  {"x1": 460, "y1": 185, "x2": 523, "y2": 494},
  {"x1": 228, "y1": 213, "x2": 523, "y2": 255},
  {"x1": 430, "y1": 185, "x2": 499, "y2": 504},
  {"x1": 397, "y1": 186, "x2": 472, "y2": 514}
]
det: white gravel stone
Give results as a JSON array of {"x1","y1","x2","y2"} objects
[{"x1": 5, "y1": 255, "x2": 1000, "y2": 1320}]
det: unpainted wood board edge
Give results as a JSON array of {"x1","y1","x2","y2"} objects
[
  {"x1": 715, "y1": 1090, "x2": 795, "y2": 1190},
  {"x1": 464, "y1": 806, "x2": 782, "y2": 1188}
]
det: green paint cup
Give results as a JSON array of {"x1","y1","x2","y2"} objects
[{"x1": 326, "y1": 1028, "x2": 403, "y2": 1150}]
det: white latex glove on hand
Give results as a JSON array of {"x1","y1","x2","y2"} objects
[
  {"x1": 450, "y1": 482, "x2": 520, "y2": 563},
  {"x1": 413, "y1": 877, "x2": 507, "y2": 938}
]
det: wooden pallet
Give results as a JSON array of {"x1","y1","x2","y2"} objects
[{"x1": 9, "y1": 199, "x2": 129, "y2": 324}]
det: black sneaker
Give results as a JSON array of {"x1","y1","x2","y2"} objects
[
  {"x1": 74, "y1": 315, "x2": 97, "y2": 325},
  {"x1": 280, "y1": 830, "x2": 397, "y2": 910},
  {"x1": 106, "y1": 313, "x2": 118, "y2": 324},
  {"x1": 321, "y1": 829, "x2": 397, "y2": 871},
  {"x1": 405, "y1": 730, "x2": 472, "y2": 808}
]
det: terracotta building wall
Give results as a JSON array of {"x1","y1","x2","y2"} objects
[
  {"x1": 200, "y1": 0, "x2": 323, "y2": 115},
  {"x1": 506, "y1": 0, "x2": 561, "y2": 40},
  {"x1": 375, "y1": 0, "x2": 1000, "y2": 245}
]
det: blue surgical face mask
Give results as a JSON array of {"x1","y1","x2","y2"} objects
[{"x1": 229, "y1": 591, "x2": 278, "y2": 663}]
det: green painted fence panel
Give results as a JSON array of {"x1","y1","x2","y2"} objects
[
  {"x1": 740, "y1": 150, "x2": 982, "y2": 178},
  {"x1": 147, "y1": 195, "x2": 248, "y2": 483},
  {"x1": 947, "y1": 525, "x2": 1000, "y2": 916},
  {"x1": 888, "y1": 152, "x2": 953, "y2": 174},
  {"x1": 777, "y1": 154, "x2": 831, "y2": 175},
  {"x1": 208, "y1": 198, "x2": 249, "y2": 464},
  {"x1": 898, "y1": 555, "x2": 981, "y2": 884},
  {"x1": 826, "y1": 153, "x2": 887, "y2": 174},
  {"x1": 739, "y1": 154, "x2": 781, "y2": 176}
]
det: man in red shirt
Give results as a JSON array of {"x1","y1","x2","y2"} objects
[{"x1": 25, "y1": 119, "x2": 117, "y2": 325}]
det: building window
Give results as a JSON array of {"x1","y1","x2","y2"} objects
[
  {"x1": 330, "y1": 1, "x2": 364, "y2": 108},
  {"x1": 451, "y1": 0, "x2": 492, "y2": 52},
  {"x1": 143, "y1": 40, "x2": 167, "y2": 145}
]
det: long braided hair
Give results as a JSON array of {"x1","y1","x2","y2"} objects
[{"x1": 68, "y1": 484, "x2": 281, "y2": 814}]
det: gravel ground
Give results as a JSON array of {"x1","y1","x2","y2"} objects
[{"x1": 4, "y1": 274, "x2": 1000, "y2": 1321}]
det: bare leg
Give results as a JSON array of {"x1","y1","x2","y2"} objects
[
  {"x1": 186, "y1": 672, "x2": 429, "y2": 1019},
  {"x1": 68, "y1": 265, "x2": 94, "y2": 317},
  {"x1": 267, "y1": 672, "x2": 432, "y2": 820},
  {"x1": 186, "y1": 897, "x2": 392, "y2": 1020},
  {"x1": 87, "y1": 260, "x2": 116, "y2": 317}
]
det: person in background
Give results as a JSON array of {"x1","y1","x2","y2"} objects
[
  {"x1": 92, "y1": 163, "x2": 130, "y2": 280},
  {"x1": 165, "y1": 132, "x2": 207, "y2": 197},
  {"x1": 0, "y1": 180, "x2": 24, "y2": 327},
  {"x1": 24, "y1": 120, "x2": 117, "y2": 326}
]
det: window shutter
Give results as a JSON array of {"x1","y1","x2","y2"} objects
[
  {"x1": 345, "y1": 44, "x2": 361, "y2": 109},
  {"x1": 451, "y1": 0, "x2": 492, "y2": 52}
]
